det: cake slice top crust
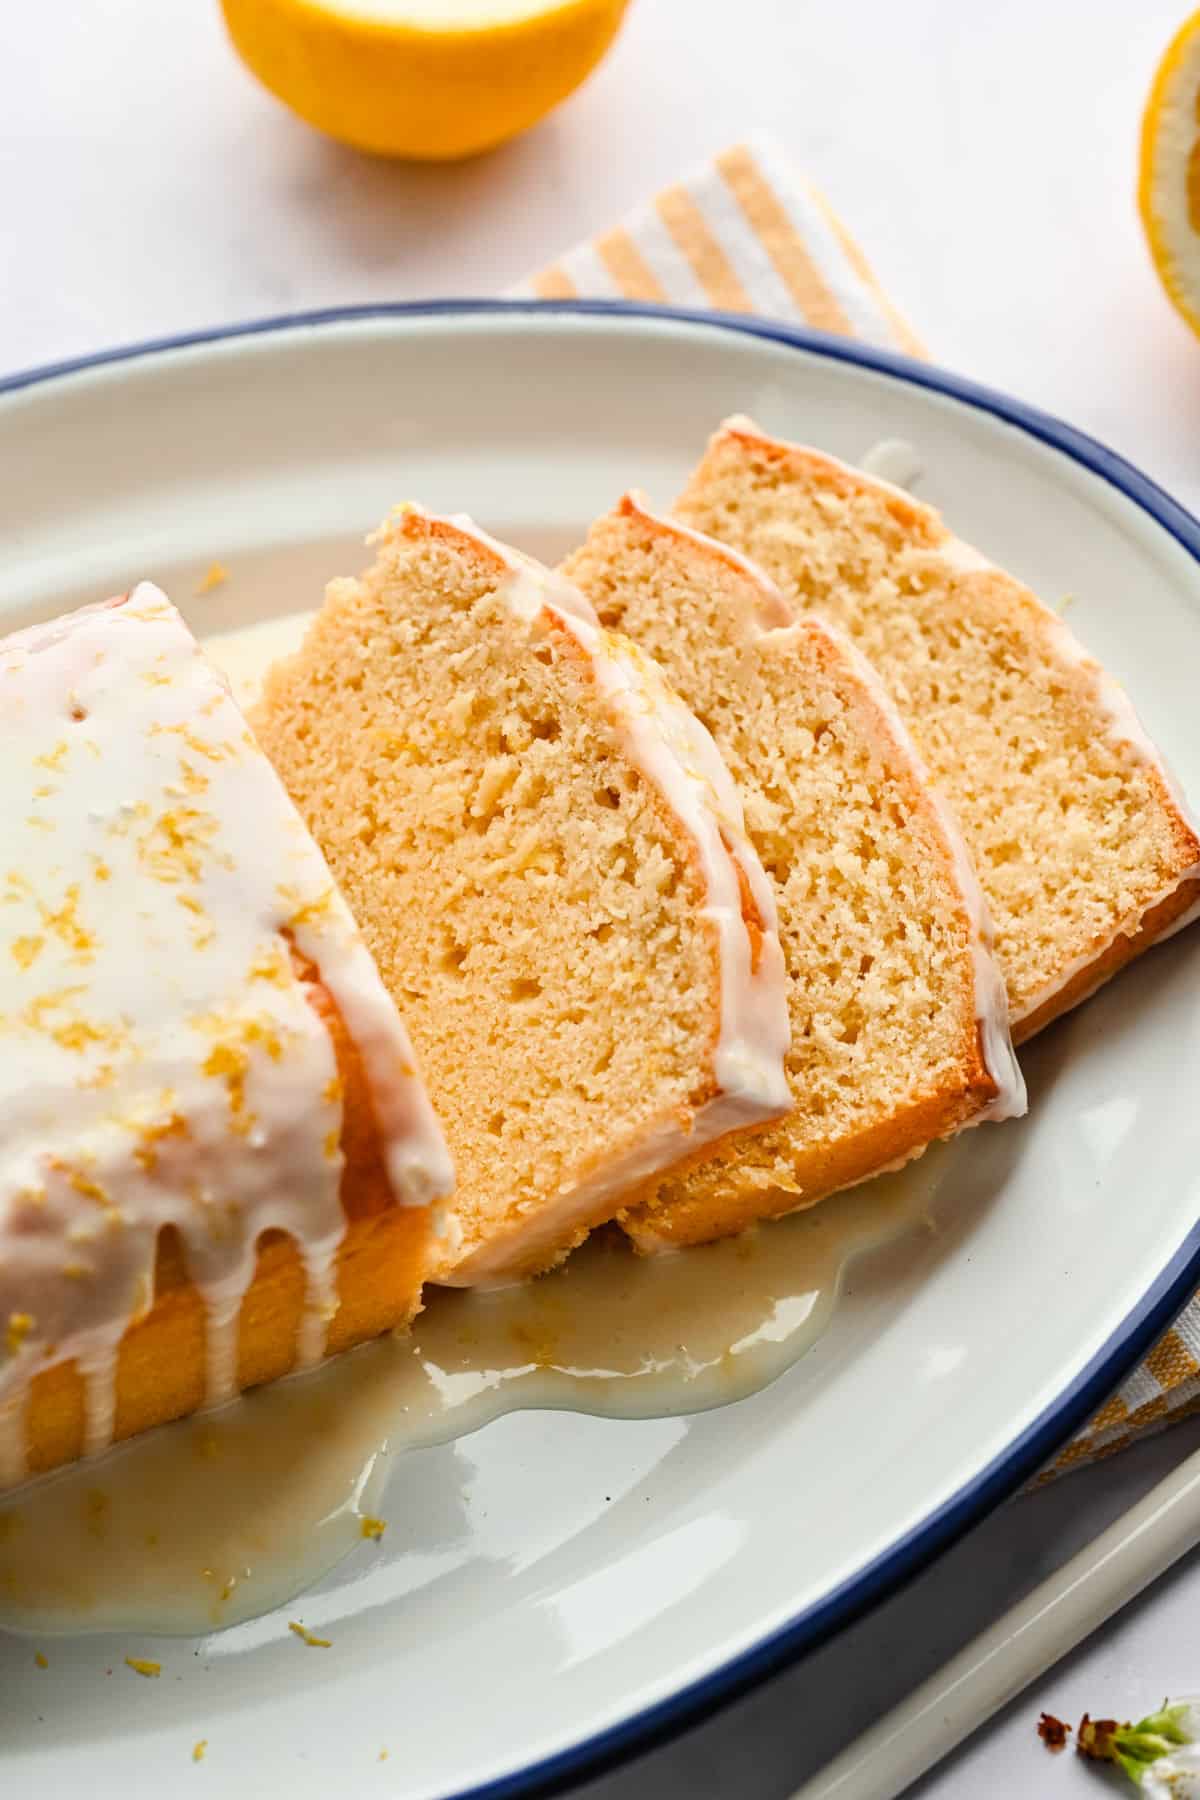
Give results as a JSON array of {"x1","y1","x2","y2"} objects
[
  {"x1": 675, "y1": 419, "x2": 1200, "y2": 1033},
  {"x1": 0, "y1": 589, "x2": 450, "y2": 1480}
]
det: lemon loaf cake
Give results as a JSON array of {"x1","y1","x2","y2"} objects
[
  {"x1": 674, "y1": 419, "x2": 1200, "y2": 1039},
  {"x1": 0, "y1": 588, "x2": 452, "y2": 1488},
  {"x1": 252, "y1": 506, "x2": 792, "y2": 1285},
  {"x1": 562, "y1": 495, "x2": 1025, "y2": 1250}
]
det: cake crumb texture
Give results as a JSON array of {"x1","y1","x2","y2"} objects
[
  {"x1": 674, "y1": 421, "x2": 1200, "y2": 1034},
  {"x1": 253, "y1": 508, "x2": 788, "y2": 1282},
  {"x1": 564, "y1": 497, "x2": 1018, "y2": 1248}
]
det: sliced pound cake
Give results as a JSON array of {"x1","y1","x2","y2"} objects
[
  {"x1": 563, "y1": 496, "x2": 1024, "y2": 1251},
  {"x1": 252, "y1": 507, "x2": 791, "y2": 1285},
  {"x1": 0, "y1": 590, "x2": 450, "y2": 1486},
  {"x1": 675, "y1": 419, "x2": 1200, "y2": 1039}
]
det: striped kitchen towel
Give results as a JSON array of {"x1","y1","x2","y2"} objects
[
  {"x1": 510, "y1": 137, "x2": 925, "y2": 356},
  {"x1": 514, "y1": 133, "x2": 1200, "y2": 1479}
]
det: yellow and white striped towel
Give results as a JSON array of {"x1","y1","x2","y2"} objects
[
  {"x1": 510, "y1": 137, "x2": 924, "y2": 356},
  {"x1": 513, "y1": 133, "x2": 1200, "y2": 1479}
]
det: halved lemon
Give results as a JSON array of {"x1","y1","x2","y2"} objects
[
  {"x1": 1140, "y1": 8, "x2": 1200, "y2": 340},
  {"x1": 220, "y1": 0, "x2": 631, "y2": 161}
]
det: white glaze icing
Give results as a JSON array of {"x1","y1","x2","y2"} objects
[
  {"x1": 860, "y1": 438, "x2": 925, "y2": 491},
  {"x1": 408, "y1": 512, "x2": 792, "y2": 1286},
  {"x1": 0, "y1": 588, "x2": 451, "y2": 1485},
  {"x1": 0, "y1": 1141, "x2": 958, "y2": 1640},
  {"x1": 207, "y1": 612, "x2": 313, "y2": 716},
  {"x1": 616, "y1": 493, "x2": 1025, "y2": 1126},
  {"x1": 824, "y1": 623, "x2": 1026, "y2": 1120},
  {"x1": 715, "y1": 418, "x2": 1200, "y2": 1027},
  {"x1": 933, "y1": 533, "x2": 994, "y2": 575}
]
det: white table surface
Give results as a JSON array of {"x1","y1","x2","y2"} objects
[{"x1": 5, "y1": 1, "x2": 1200, "y2": 1795}]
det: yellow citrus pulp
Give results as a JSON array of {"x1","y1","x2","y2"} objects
[
  {"x1": 220, "y1": 0, "x2": 632, "y2": 161},
  {"x1": 1140, "y1": 8, "x2": 1200, "y2": 340}
]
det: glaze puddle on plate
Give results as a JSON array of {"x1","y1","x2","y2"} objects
[
  {"x1": 206, "y1": 609, "x2": 314, "y2": 708},
  {"x1": 0, "y1": 605, "x2": 959, "y2": 1640},
  {"x1": 0, "y1": 1142, "x2": 955, "y2": 1639}
]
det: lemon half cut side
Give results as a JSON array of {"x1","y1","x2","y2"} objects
[
  {"x1": 221, "y1": 0, "x2": 632, "y2": 161},
  {"x1": 1140, "y1": 8, "x2": 1200, "y2": 341}
]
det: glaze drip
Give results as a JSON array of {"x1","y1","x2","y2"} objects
[
  {"x1": 0, "y1": 588, "x2": 451, "y2": 1483},
  {"x1": 614, "y1": 491, "x2": 1025, "y2": 1126},
  {"x1": 422, "y1": 514, "x2": 792, "y2": 1284}
]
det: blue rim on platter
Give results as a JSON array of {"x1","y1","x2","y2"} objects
[{"x1": 4, "y1": 298, "x2": 1200, "y2": 1799}]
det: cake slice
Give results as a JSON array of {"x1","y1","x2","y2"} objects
[
  {"x1": 252, "y1": 507, "x2": 792, "y2": 1285},
  {"x1": 0, "y1": 588, "x2": 452, "y2": 1487},
  {"x1": 674, "y1": 419, "x2": 1200, "y2": 1038},
  {"x1": 562, "y1": 495, "x2": 1024, "y2": 1251}
]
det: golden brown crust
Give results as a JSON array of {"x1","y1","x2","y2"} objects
[
  {"x1": 388, "y1": 507, "x2": 509, "y2": 572},
  {"x1": 715, "y1": 422, "x2": 945, "y2": 543},
  {"x1": 1014, "y1": 874, "x2": 1200, "y2": 1042},
  {"x1": 623, "y1": 1066, "x2": 992, "y2": 1251},
  {"x1": 20, "y1": 972, "x2": 430, "y2": 1479},
  {"x1": 1013, "y1": 760, "x2": 1200, "y2": 1040}
]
